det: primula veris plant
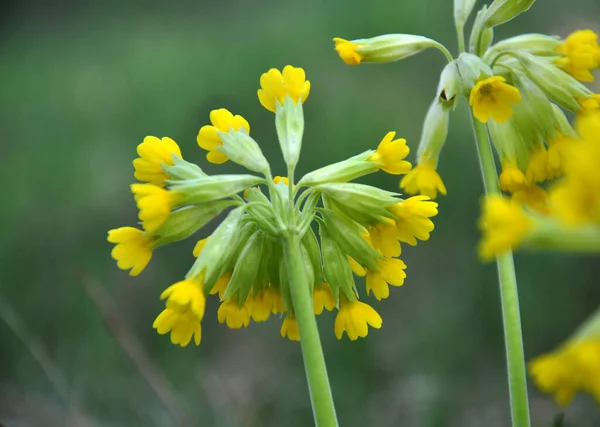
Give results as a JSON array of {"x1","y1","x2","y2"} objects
[
  {"x1": 108, "y1": 65, "x2": 438, "y2": 426},
  {"x1": 335, "y1": 0, "x2": 599, "y2": 425}
]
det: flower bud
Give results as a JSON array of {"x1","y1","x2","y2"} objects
[
  {"x1": 484, "y1": 34, "x2": 561, "y2": 62},
  {"x1": 172, "y1": 174, "x2": 264, "y2": 205},
  {"x1": 276, "y1": 96, "x2": 305, "y2": 169},
  {"x1": 454, "y1": 0, "x2": 478, "y2": 32},
  {"x1": 436, "y1": 61, "x2": 463, "y2": 108},
  {"x1": 469, "y1": 7, "x2": 494, "y2": 56},
  {"x1": 216, "y1": 129, "x2": 270, "y2": 174},
  {"x1": 482, "y1": 0, "x2": 537, "y2": 28},
  {"x1": 416, "y1": 99, "x2": 450, "y2": 162},
  {"x1": 302, "y1": 228, "x2": 324, "y2": 287},
  {"x1": 457, "y1": 53, "x2": 494, "y2": 91},
  {"x1": 314, "y1": 183, "x2": 398, "y2": 212},
  {"x1": 298, "y1": 151, "x2": 377, "y2": 187}
]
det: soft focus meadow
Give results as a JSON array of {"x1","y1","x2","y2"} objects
[{"x1": 1, "y1": 0, "x2": 599, "y2": 426}]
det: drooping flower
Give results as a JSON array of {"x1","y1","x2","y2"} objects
[
  {"x1": 197, "y1": 108, "x2": 250, "y2": 164},
  {"x1": 313, "y1": 282, "x2": 336, "y2": 315},
  {"x1": 365, "y1": 258, "x2": 407, "y2": 300},
  {"x1": 478, "y1": 196, "x2": 533, "y2": 260},
  {"x1": 133, "y1": 136, "x2": 182, "y2": 186},
  {"x1": 217, "y1": 298, "x2": 251, "y2": 329},
  {"x1": 526, "y1": 146, "x2": 550, "y2": 183},
  {"x1": 246, "y1": 288, "x2": 278, "y2": 322},
  {"x1": 400, "y1": 158, "x2": 447, "y2": 199},
  {"x1": 209, "y1": 273, "x2": 231, "y2": 300},
  {"x1": 499, "y1": 160, "x2": 528, "y2": 193},
  {"x1": 257, "y1": 65, "x2": 311, "y2": 113},
  {"x1": 107, "y1": 227, "x2": 155, "y2": 276},
  {"x1": 334, "y1": 299, "x2": 383, "y2": 341},
  {"x1": 511, "y1": 184, "x2": 549, "y2": 214},
  {"x1": 131, "y1": 183, "x2": 180, "y2": 232},
  {"x1": 546, "y1": 134, "x2": 572, "y2": 178},
  {"x1": 388, "y1": 196, "x2": 438, "y2": 246},
  {"x1": 368, "y1": 131, "x2": 412, "y2": 175},
  {"x1": 281, "y1": 315, "x2": 300, "y2": 341},
  {"x1": 369, "y1": 221, "x2": 402, "y2": 258},
  {"x1": 333, "y1": 38, "x2": 363, "y2": 65},
  {"x1": 555, "y1": 30, "x2": 600, "y2": 82},
  {"x1": 469, "y1": 76, "x2": 522, "y2": 123},
  {"x1": 153, "y1": 279, "x2": 205, "y2": 347}
]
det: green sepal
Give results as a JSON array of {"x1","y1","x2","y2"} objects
[
  {"x1": 161, "y1": 155, "x2": 206, "y2": 181},
  {"x1": 298, "y1": 151, "x2": 377, "y2": 187},
  {"x1": 278, "y1": 256, "x2": 294, "y2": 313},
  {"x1": 267, "y1": 240, "x2": 283, "y2": 288},
  {"x1": 276, "y1": 96, "x2": 304, "y2": 169},
  {"x1": 481, "y1": 0, "x2": 536, "y2": 28},
  {"x1": 324, "y1": 195, "x2": 393, "y2": 228},
  {"x1": 313, "y1": 182, "x2": 399, "y2": 211},
  {"x1": 302, "y1": 227, "x2": 323, "y2": 286},
  {"x1": 254, "y1": 237, "x2": 273, "y2": 292},
  {"x1": 219, "y1": 222, "x2": 258, "y2": 276},
  {"x1": 216, "y1": 129, "x2": 270, "y2": 174},
  {"x1": 456, "y1": 52, "x2": 494, "y2": 91},
  {"x1": 222, "y1": 231, "x2": 264, "y2": 304},
  {"x1": 152, "y1": 200, "x2": 233, "y2": 248},
  {"x1": 170, "y1": 174, "x2": 264, "y2": 205},
  {"x1": 318, "y1": 224, "x2": 356, "y2": 304}
]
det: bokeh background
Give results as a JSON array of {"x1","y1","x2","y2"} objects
[{"x1": 1, "y1": 0, "x2": 599, "y2": 426}]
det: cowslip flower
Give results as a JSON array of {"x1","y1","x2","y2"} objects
[
  {"x1": 257, "y1": 65, "x2": 310, "y2": 113},
  {"x1": 334, "y1": 299, "x2": 383, "y2": 341},
  {"x1": 399, "y1": 159, "x2": 447, "y2": 199},
  {"x1": 469, "y1": 76, "x2": 522, "y2": 123},
  {"x1": 313, "y1": 283, "x2": 336, "y2": 315},
  {"x1": 133, "y1": 136, "x2": 182, "y2": 186},
  {"x1": 499, "y1": 160, "x2": 528, "y2": 193},
  {"x1": 369, "y1": 221, "x2": 402, "y2": 258},
  {"x1": 107, "y1": 227, "x2": 155, "y2": 276},
  {"x1": 131, "y1": 183, "x2": 180, "y2": 232},
  {"x1": 555, "y1": 30, "x2": 600, "y2": 83},
  {"x1": 368, "y1": 131, "x2": 411, "y2": 175},
  {"x1": 217, "y1": 299, "x2": 251, "y2": 329},
  {"x1": 333, "y1": 38, "x2": 363, "y2": 65},
  {"x1": 388, "y1": 196, "x2": 438, "y2": 246},
  {"x1": 197, "y1": 108, "x2": 250, "y2": 164},
  {"x1": 365, "y1": 258, "x2": 407, "y2": 300},
  {"x1": 281, "y1": 315, "x2": 301, "y2": 341}
]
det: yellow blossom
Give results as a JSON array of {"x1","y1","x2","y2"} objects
[
  {"x1": 526, "y1": 146, "x2": 550, "y2": 183},
  {"x1": 469, "y1": 76, "x2": 522, "y2": 124},
  {"x1": 273, "y1": 176, "x2": 289, "y2": 185},
  {"x1": 555, "y1": 30, "x2": 600, "y2": 82},
  {"x1": 271, "y1": 288, "x2": 285, "y2": 314},
  {"x1": 369, "y1": 221, "x2": 402, "y2": 257},
  {"x1": 368, "y1": 132, "x2": 412, "y2": 175},
  {"x1": 257, "y1": 65, "x2": 311, "y2": 113},
  {"x1": 313, "y1": 283, "x2": 336, "y2": 315},
  {"x1": 217, "y1": 298, "x2": 250, "y2": 329},
  {"x1": 529, "y1": 339, "x2": 600, "y2": 406},
  {"x1": 499, "y1": 160, "x2": 528, "y2": 193},
  {"x1": 197, "y1": 108, "x2": 250, "y2": 164},
  {"x1": 400, "y1": 158, "x2": 447, "y2": 199},
  {"x1": 478, "y1": 196, "x2": 533, "y2": 260},
  {"x1": 107, "y1": 227, "x2": 155, "y2": 276},
  {"x1": 209, "y1": 273, "x2": 231, "y2": 300},
  {"x1": 334, "y1": 299, "x2": 383, "y2": 341},
  {"x1": 280, "y1": 315, "x2": 300, "y2": 341},
  {"x1": 511, "y1": 185, "x2": 549, "y2": 214},
  {"x1": 153, "y1": 279, "x2": 205, "y2": 347},
  {"x1": 348, "y1": 256, "x2": 367, "y2": 277},
  {"x1": 333, "y1": 38, "x2": 363, "y2": 65},
  {"x1": 388, "y1": 196, "x2": 438, "y2": 246},
  {"x1": 131, "y1": 183, "x2": 180, "y2": 232},
  {"x1": 365, "y1": 258, "x2": 407, "y2": 300},
  {"x1": 247, "y1": 288, "x2": 278, "y2": 322},
  {"x1": 133, "y1": 136, "x2": 182, "y2": 186},
  {"x1": 192, "y1": 238, "x2": 207, "y2": 257},
  {"x1": 547, "y1": 134, "x2": 572, "y2": 178},
  {"x1": 579, "y1": 94, "x2": 600, "y2": 111}
]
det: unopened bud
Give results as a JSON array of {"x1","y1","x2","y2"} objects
[{"x1": 482, "y1": 0, "x2": 537, "y2": 28}]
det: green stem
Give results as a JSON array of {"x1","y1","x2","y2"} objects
[
  {"x1": 526, "y1": 222, "x2": 600, "y2": 253},
  {"x1": 457, "y1": 24, "x2": 466, "y2": 54},
  {"x1": 471, "y1": 116, "x2": 531, "y2": 427},
  {"x1": 282, "y1": 232, "x2": 338, "y2": 427}
]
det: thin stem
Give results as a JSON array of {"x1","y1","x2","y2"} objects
[
  {"x1": 457, "y1": 25, "x2": 466, "y2": 54},
  {"x1": 435, "y1": 43, "x2": 455, "y2": 63},
  {"x1": 471, "y1": 116, "x2": 531, "y2": 427},
  {"x1": 288, "y1": 165, "x2": 296, "y2": 220},
  {"x1": 282, "y1": 232, "x2": 338, "y2": 427}
]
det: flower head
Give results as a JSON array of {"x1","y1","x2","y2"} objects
[
  {"x1": 313, "y1": 283, "x2": 336, "y2": 315},
  {"x1": 555, "y1": 30, "x2": 600, "y2": 82},
  {"x1": 133, "y1": 136, "x2": 182, "y2": 186},
  {"x1": 365, "y1": 258, "x2": 407, "y2": 300},
  {"x1": 333, "y1": 38, "x2": 363, "y2": 65},
  {"x1": 399, "y1": 158, "x2": 447, "y2": 199},
  {"x1": 197, "y1": 108, "x2": 250, "y2": 164},
  {"x1": 107, "y1": 227, "x2": 155, "y2": 276},
  {"x1": 217, "y1": 298, "x2": 251, "y2": 329},
  {"x1": 478, "y1": 196, "x2": 533, "y2": 260},
  {"x1": 131, "y1": 183, "x2": 179, "y2": 232},
  {"x1": 389, "y1": 196, "x2": 438, "y2": 246},
  {"x1": 368, "y1": 131, "x2": 411, "y2": 175},
  {"x1": 334, "y1": 299, "x2": 383, "y2": 341},
  {"x1": 281, "y1": 315, "x2": 300, "y2": 341},
  {"x1": 469, "y1": 76, "x2": 522, "y2": 123},
  {"x1": 257, "y1": 65, "x2": 311, "y2": 113}
]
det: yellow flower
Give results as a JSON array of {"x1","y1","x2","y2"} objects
[
  {"x1": 271, "y1": 288, "x2": 285, "y2": 314},
  {"x1": 313, "y1": 282, "x2": 336, "y2": 315},
  {"x1": 547, "y1": 134, "x2": 572, "y2": 178},
  {"x1": 368, "y1": 131, "x2": 412, "y2": 175},
  {"x1": 131, "y1": 183, "x2": 179, "y2": 232},
  {"x1": 247, "y1": 288, "x2": 278, "y2": 322},
  {"x1": 209, "y1": 273, "x2": 231, "y2": 300},
  {"x1": 365, "y1": 258, "x2": 407, "y2": 300},
  {"x1": 555, "y1": 30, "x2": 600, "y2": 82},
  {"x1": 280, "y1": 315, "x2": 300, "y2": 341},
  {"x1": 499, "y1": 160, "x2": 528, "y2": 193},
  {"x1": 257, "y1": 65, "x2": 311, "y2": 113},
  {"x1": 217, "y1": 298, "x2": 250, "y2": 329},
  {"x1": 469, "y1": 76, "x2": 522, "y2": 124},
  {"x1": 369, "y1": 221, "x2": 402, "y2": 258},
  {"x1": 334, "y1": 299, "x2": 383, "y2": 341},
  {"x1": 526, "y1": 146, "x2": 550, "y2": 183},
  {"x1": 197, "y1": 108, "x2": 250, "y2": 164},
  {"x1": 153, "y1": 279, "x2": 205, "y2": 347},
  {"x1": 192, "y1": 238, "x2": 207, "y2": 257},
  {"x1": 348, "y1": 256, "x2": 366, "y2": 277},
  {"x1": 400, "y1": 158, "x2": 447, "y2": 199},
  {"x1": 529, "y1": 339, "x2": 600, "y2": 406},
  {"x1": 388, "y1": 196, "x2": 438, "y2": 246},
  {"x1": 333, "y1": 38, "x2": 363, "y2": 65},
  {"x1": 579, "y1": 93, "x2": 600, "y2": 111},
  {"x1": 133, "y1": 136, "x2": 182, "y2": 186},
  {"x1": 511, "y1": 185, "x2": 549, "y2": 214},
  {"x1": 478, "y1": 196, "x2": 533, "y2": 260},
  {"x1": 107, "y1": 227, "x2": 155, "y2": 276},
  {"x1": 273, "y1": 176, "x2": 289, "y2": 185}
]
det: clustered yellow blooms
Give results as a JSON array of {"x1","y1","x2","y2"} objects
[{"x1": 107, "y1": 65, "x2": 439, "y2": 347}]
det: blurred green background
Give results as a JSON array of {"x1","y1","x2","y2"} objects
[{"x1": 1, "y1": 0, "x2": 599, "y2": 425}]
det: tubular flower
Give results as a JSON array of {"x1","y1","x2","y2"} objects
[
  {"x1": 153, "y1": 280, "x2": 205, "y2": 347},
  {"x1": 478, "y1": 196, "x2": 534, "y2": 260},
  {"x1": 369, "y1": 221, "x2": 402, "y2": 257},
  {"x1": 388, "y1": 196, "x2": 438, "y2": 246},
  {"x1": 257, "y1": 65, "x2": 311, "y2": 113},
  {"x1": 333, "y1": 38, "x2": 363, "y2": 65},
  {"x1": 547, "y1": 134, "x2": 572, "y2": 178},
  {"x1": 368, "y1": 132, "x2": 412, "y2": 175},
  {"x1": 499, "y1": 160, "x2": 528, "y2": 193},
  {"x1": 526, "y1": 146, "x2": 550, "y2": 183},
  {"x1": 511, "y1": 184, "x2": 550, "y2": 214},
  {"x1": 247, "y1": 288, "x2": 277, "y2": 322},
  {"x1": 469, "y1": 76, "x2": 522, "y2": 124},
  {"x1": 400, "y1": 158, "x2": 447, "y2": 199},
  {"x1": 107, "y1": 227, "x2": 155, "y2": 276},
  {"x1": 313, "y1": 283, "x2": 336, "y2": 315},
  {"x1": 365, "y1": 258, "x2": 407, "y2": 300},
  {"x1": 555, "y1": 30, "x2": 600, "y2": 82},
  {"x1": 133, "y1": 136, "x2": 182, "y2": 186},
  {"x1": 529, "y1": 339, "x2": 600, "y2": 406},
  {"x1": 131, "y1": 183, "x2": 180, "y2": 232},
  {"x1": 197, "y1": 108, "x2": 250, "y2": 164},
  {"x1": 334, "y1": 299, "x2": 383, "y2": 341},
  {"x1": 281, "y1": 315, "x2": 301, "y2": 341},
  {"x1": 217, "y1": 299, "x2": 251, "y2": 329},
  {"x1": 209, "y1": 273, "x2": 231, "y2": 300}
]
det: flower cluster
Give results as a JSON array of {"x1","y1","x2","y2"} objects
[{"x1": 108, "y1": 66, "x2": 438, "y2": 346}]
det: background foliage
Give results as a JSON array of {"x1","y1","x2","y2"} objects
[{"x1": 1, "y1": 0, "x2": 599, "y2": 425}]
